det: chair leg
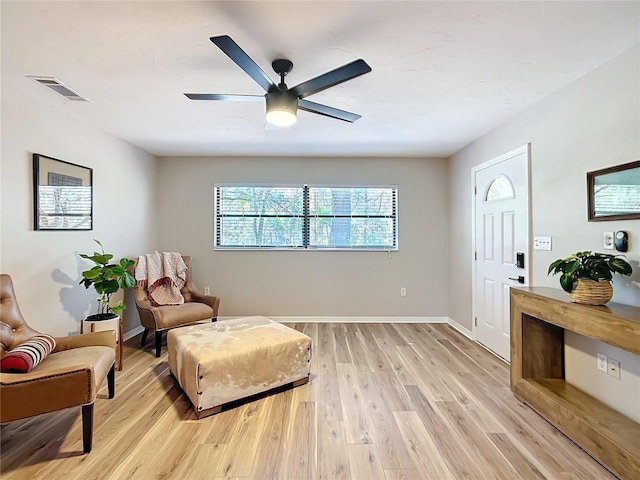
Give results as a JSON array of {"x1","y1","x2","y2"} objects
[
  {"x1": 82, "y1": 403, "x2": 94, "y2": 454},
  {"x1": 107, "y1": 364, "x2": 115, "y2": 399},
  {"x1": 211, "y1": 317, "x2": 217, "y2": 323},
  {"x1": 141, "y1": 327, "x2": 149, "y2": 346},
  {"x1": 155, "y1": 330, "x2": 162, "y2": 358}
]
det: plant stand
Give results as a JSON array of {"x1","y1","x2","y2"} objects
[{"x1": 81, "y1": 316, "x2": 123, "y2": 371}]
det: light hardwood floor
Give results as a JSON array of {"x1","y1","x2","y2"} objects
[{"x1": 0, "y1": 323, "x2": 618, "y2": 480}]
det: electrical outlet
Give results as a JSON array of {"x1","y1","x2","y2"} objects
[
  {"x1": 400, "y1": 287, "x2": 406, "y2": 297},
  {"x1": 608, "y1": 358, "x2": 621, "y2": 380},
  {"x1": 203, "y1": 287, "x2": 211, "y2": 295},
  {"x1": 597, "y1": 353, "x2": 608, "y2": 372},
  {"x1": 603, "y1": 232, "x2": 614, "y2": 250}
]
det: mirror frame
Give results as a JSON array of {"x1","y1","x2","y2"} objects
[
  {"x1": 33, "y1": 153, "x2": 93, "y2": 231},
  {"x1": 587, "y1": 160, "x2": 640, "y2": 222}
]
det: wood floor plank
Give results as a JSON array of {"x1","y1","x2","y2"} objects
[
  {"x1": 209, "y1": 399, "x2": 273, "y2": 478},
  {"x1": 282, "y1": 401, "x2": 317, "y2": 480},
  {"x1": 346, "y1": 444, "x2": 385, "y2": 479},
  {"x1": 357, "y1": 371, "x2": 416, "y2": 470},
  {"x1": 317, "y1": 353, "x2": 343, "y2": 422},
  {"x1": 317, "y1": 322, "x2": 335, "y2": 357},
  {"x1": 393, "y1": 411, "x2": 455, "y2": 480},
  {"x1": 432, "y1": 324, "x2": 509, "y2": 383},
  {"x1": 486, "y1": 432, "x2": 548, "y2": 480},
  {"x1": 383, "y1": 469, "x2": 423, "y2": 480},
  {"x1": 332, "y1": 324, "x2": 352, "y2": 364},
  {"x1": 434, "y1": 401, "x2": 520, "y2": 480},
  {"x1": 317, "y1": 421, "x2": 351, "y2": 480},
  {"x1": 250, "y1": 388, "x2": 294, "y2": 478},
  {"x1": 344, "y1": 324, "x2": 375, "y2": 373},
  {"x1": 0, "y1": 324, "x2": 618, "y2": 480},
  {"x1": 335, "y1": 363, "x2": 373, "y2": 445},
  {"x1": 395, "y1": 345, "x2": 456, "y2": 402},
  {"x1": 403, "y1": 385, "x2": 487, "y2": 480}
]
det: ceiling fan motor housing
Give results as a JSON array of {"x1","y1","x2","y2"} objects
[{"x1": 266, "y1": 90, "x2": 298, "y2": 113}]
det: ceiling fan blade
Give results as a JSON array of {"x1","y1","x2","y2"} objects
[
  {"x1": 210, "y1": 35, "x2": 276, "y2": 93},
  {"x1": 290, "y1": 59, "x2": 371, "y2": 99},
  {"x1": 184, "y1": 93, "x2": 264, "y2": 101},
  {"x1": 298, "y1": 99, "x2": 361, "y2": 123}
]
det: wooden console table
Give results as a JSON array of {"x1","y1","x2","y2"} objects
[{"x1": 510, "y1": 286, "x2": 640, "y2": 480}]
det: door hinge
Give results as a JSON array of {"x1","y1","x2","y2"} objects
[
  {"x1": 474, "y1": 185, "x2": 477, "y2": 195},
  {"x1": 474, "y1": 316, "x2": 478, "y2": 327},
  {"x1": 474, "y1": 251, "x2": 477, "y2": 261}
]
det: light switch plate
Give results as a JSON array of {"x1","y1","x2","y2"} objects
[
  {"x1": 533, "y1": 236, "x2": 552, "y2": 251},
  {"x1": 603, "y1": 232, "x2": 614, "y2": 250}
]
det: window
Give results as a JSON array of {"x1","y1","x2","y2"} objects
[
  {"x1": 215, "y1": 185, "x2": 398, "y2": 250},
  {"x1": 485, "y1": 175, "x2": 515, "y2": 202}
]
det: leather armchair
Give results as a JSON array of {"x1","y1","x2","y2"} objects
[
  {"x1": 133, "y1": 255, "x2": 220, "y2": 357},
  {"x1": 0, "y1": 274, "x2": 116, "y2": 453}
]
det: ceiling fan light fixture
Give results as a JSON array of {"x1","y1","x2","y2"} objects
[
  {"x1": 266, "y1": 109, "x2": 297, "y2": 127},
  {"x1": 266, "y1": 91, "x2": 298, "y2": 127}
]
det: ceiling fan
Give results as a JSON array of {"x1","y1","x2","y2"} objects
[{"x1": 184, "y1": 35, "x2": 372, "y2": 127}]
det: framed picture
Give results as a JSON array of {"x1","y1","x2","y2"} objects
[
  {"x1": 33, "y1": 153, "x2": 93, "y2": 230},
  {"x1": 587, "y1": 160, "x2": 640, "y2": 221}
]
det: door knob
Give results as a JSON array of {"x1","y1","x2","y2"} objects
[{"x1": 509, "y1": 276, "x2": 525, "y2": 284}]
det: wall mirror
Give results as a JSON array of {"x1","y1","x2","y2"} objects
[
  {"x1": 33, "y1": 153, "x2": 93, "y2": 230},
  {"x1": 587, "y1": 160, "x2": 640, "y2": 221}
]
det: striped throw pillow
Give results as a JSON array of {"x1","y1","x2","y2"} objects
[{"x1": 0, "y1": 335, "x2": 56, "y2": 373}]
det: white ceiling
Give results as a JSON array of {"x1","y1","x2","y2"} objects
[{"x1": 2, "y1": 1, "x2": 639, "y2": 158}]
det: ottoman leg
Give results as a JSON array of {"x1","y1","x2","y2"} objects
[
  {"x1": 155, "y1": 330, "x2": 163, "y2": 357},
  {"x1": 211, "y1": 317, "x2": 217, "y2": 323}
]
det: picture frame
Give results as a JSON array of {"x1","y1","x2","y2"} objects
[
  {"x1": 587, "y1": 160, "x2": 640, "y2": 222},
  {"x1": 33, "y1": 153, "x2": 93, "y2": 230}
]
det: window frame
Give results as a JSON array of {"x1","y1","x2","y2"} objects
[{"x1": 214, "y1": 183, "x2": 399, "y2": 251}]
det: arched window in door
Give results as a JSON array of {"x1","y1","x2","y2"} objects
[{"x1": 485, "y1": 175, "x2": 515, "y2": 202}]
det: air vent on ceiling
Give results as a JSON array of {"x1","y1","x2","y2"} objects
[{"x1": 26, "y1": 76, "x2": 89, "y2": 102}]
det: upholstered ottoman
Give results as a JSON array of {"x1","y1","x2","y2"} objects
[{"x1": 167, "y1": 316, "x2": 311, "y2": 418}]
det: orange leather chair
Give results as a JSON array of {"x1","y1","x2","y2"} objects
[
  {"x1": 0, "y1": 274, "x2": 116, "y2": 453},
  {"x1": 133, "y1": 255, "x2": 220, "y2": 357}
]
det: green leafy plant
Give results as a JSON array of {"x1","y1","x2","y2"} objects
[
  {"x1": 547, "y1": 251, "x2": 633, "y2": 293},
  {"x1": 79, "y1": 240, "x2": 135, "y2": 320}
]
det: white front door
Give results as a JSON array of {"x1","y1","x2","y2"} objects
[{"x1": 473, "y1": 145, "x2": 530, "y2": 361}]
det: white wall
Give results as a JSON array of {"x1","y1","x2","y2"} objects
[
  {"x1": 0, "y1": 81, "x2": 157, "y2": 336},
  {"x1": 448, "y1": 45, "x2": 640, "y2": 421},
  {"x1": 155, "y1": 156, "x2": 449, "y2": 318}
]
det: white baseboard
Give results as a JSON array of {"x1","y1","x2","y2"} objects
[
  {"x1": 447, "y1": 318, "x2": 474, "y2": 339},
  {"x1": 218, "y1": 316, "x2": 449, "y2": 324},
  {"x1": 125, "y1": 317, "x2": 473, "y2": 339},
  {"x1": 123, "y1": 325, "x2": 145, "y2": 341}
]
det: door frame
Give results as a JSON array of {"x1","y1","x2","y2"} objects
[{"x1": 470, "y1": 143, "x2": 531, "y2": 351}]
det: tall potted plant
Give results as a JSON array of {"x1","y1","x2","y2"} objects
[
  {"x1": 547, "y1": 251, "x2": 632, "y2": 305},
  {"x1": 79, "y1": 240, "x2": 135, "y2": 320}
]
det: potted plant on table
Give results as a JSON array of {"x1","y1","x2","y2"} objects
[
  {"x1": 79, "y1": 239, "x2": 135, "y2": 320},
  {"x1": 547, "y1": 251, "x2": 633, "y2": 305}
]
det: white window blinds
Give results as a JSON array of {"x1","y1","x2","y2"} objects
[{"x1": 215, "y1": 185, "x2": 398, "y2": 250}]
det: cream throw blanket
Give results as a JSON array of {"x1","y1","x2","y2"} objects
[{"x1": 135, "y1": 252, "x2": 187, "y2": 306}]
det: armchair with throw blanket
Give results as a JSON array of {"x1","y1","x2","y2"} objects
[{"x1": 133, "y1": 253, "x2": 220, "y2": 357}]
